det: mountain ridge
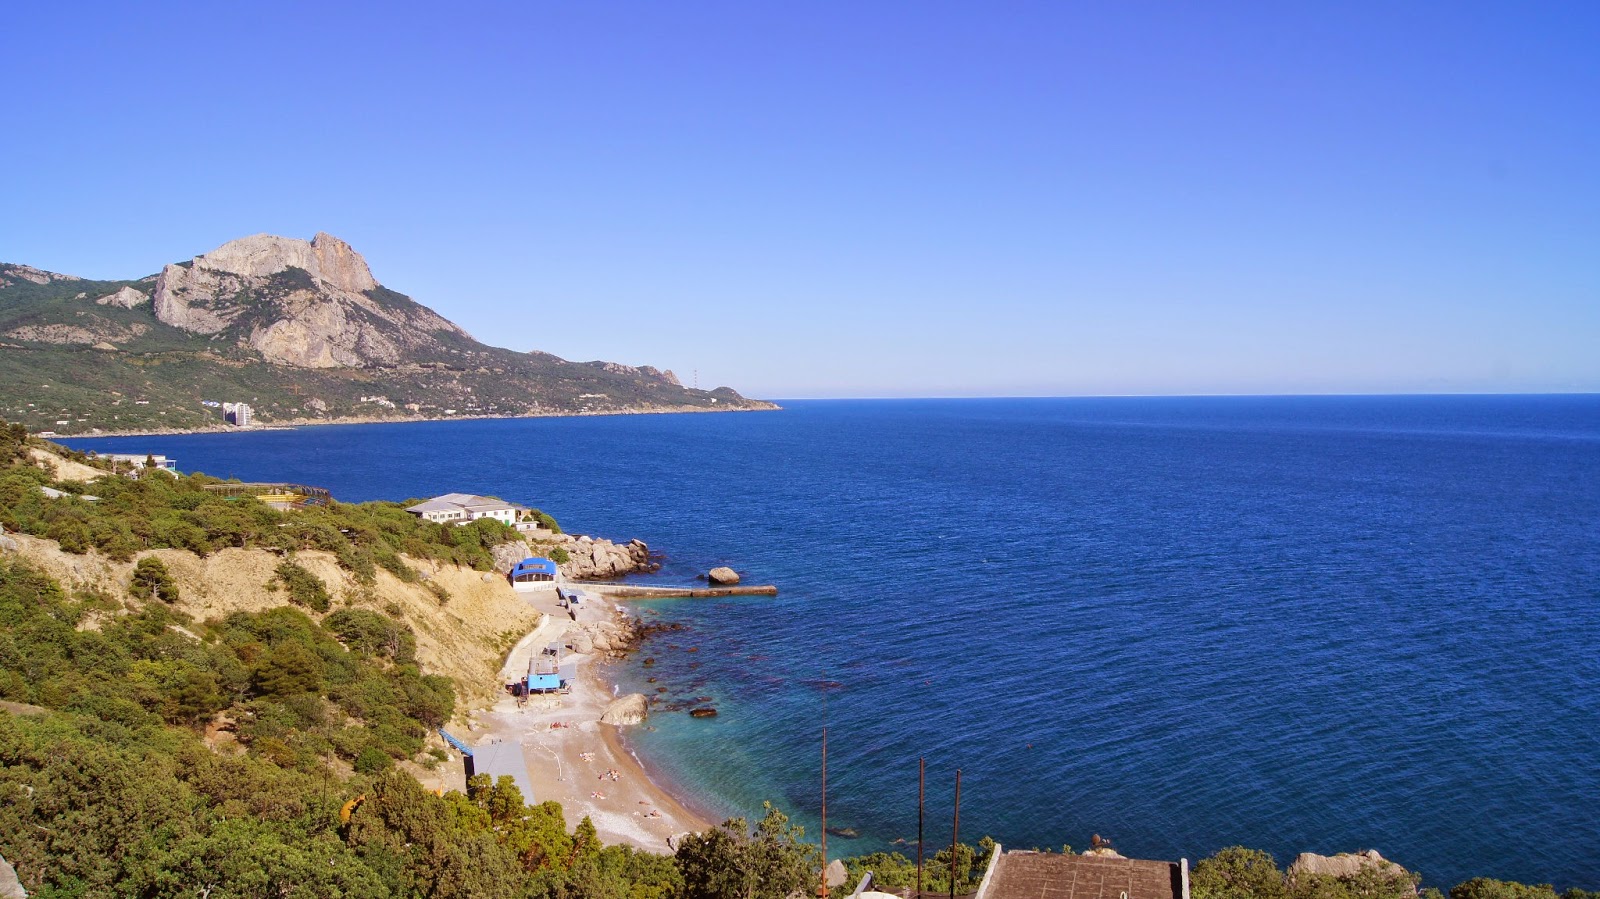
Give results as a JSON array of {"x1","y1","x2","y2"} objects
[{"x1": 0, "y1": 234, "x2": 775, "y2": 435}]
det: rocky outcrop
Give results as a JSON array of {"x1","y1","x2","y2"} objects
[
  {"x1": 600, "y1": 693, "x2": 648, "y2": 726},
  {"x1": 491, "y1": 540, "x2": 533, "y2": 573},
  {"x1": 95, "y1": 285, "x2": 148, "y2": 308},
  {"x1": 6, "y1": 321, "x2": 147, "y2": 345},
  {"x1": 554, "y1": 535, "x2": 655, "y2": 580},
  {"x1": 0, "y1": 263, "x2": 79, "y2": 287},
  {"x1": 1288, "y1": 851, "x2": 1413, "y2": 890},
  {"x1": 572, "y1": 618, "x2": 645, "y2": 658},
  {"x1": 707, "y1": 566, "x2": 740, "y2": 586},
  {"x1": 151, "y1": 232, "x2": 472, "y2": 367},
  {"x1": 0, "y1": 852, "x2": 24, "y2": 899}
]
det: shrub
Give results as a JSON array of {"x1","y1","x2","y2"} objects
[
  {"x1": 354, "y1": 745, "x2": 392, "y2": 775},
  {"x1": 549, "y1": 545, "x2": 570, "y2": 565},
  {"x1": 273, "y1": 559, "x2": 331, "y2": 613}
]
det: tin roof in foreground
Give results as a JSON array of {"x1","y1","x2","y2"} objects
[{"x1": 980, "y1": 851, "x2": 1184, "y2": 899}]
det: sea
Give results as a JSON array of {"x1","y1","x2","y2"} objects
[{"x1": 62, "y1": 396, "x2": 1600, "y2": 889}]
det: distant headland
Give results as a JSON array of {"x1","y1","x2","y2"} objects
[{"x1": 0, "y1": 233, "x2": 778, "y2": 437}]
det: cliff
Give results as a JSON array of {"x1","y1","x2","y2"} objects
[{"x1": 0, "y1": 234, "x2": 777, "y2": 435}]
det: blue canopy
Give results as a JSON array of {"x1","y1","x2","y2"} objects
[{"x1": 512, "y1": 557, "x2": 558, "y2": 575}]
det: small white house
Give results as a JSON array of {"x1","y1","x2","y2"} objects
[
  {"x1": 405, "y1": 493, "x2": 527, "y2": 526},
  {"x1": 99, "y1": 453, "x2": 177, "y2": 472}
]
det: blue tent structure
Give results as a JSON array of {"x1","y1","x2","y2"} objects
[{"x1": 510, "y1": 557, "x2": 558, "y2": 590}]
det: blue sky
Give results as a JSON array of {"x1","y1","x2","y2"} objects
[{"x1": 2, "y1": 2, "x2": 1596, "y2": 397}]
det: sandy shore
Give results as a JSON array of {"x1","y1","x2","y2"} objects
[{"x1": 426, "y1": 582, "x2": 713, "y2": 852}]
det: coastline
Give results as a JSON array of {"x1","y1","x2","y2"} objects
[
  {"x1": 424, "y1": 582, "x2": 714, "y2": 852},
  {"x1": 49, "y1": 402, "x2": 781, "y2": 440}
]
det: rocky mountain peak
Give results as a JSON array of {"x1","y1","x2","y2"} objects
[
  {"x1": 163, "y1": 231, "x2": 378, "y2": 296},
  {"x1": 149, "y1": 232, "x2": 471, "y2": 368}
]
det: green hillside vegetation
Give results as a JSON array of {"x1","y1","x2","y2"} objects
[
  {"x1": 0, "y1": 444, "x2": 529, "y2": 581},
  {"x1": 0, "y1": 265, "x2": 766, "y2": 436}
]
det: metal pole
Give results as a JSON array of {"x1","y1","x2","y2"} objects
[
  {"x1": 917, "y1": 758, "x2": 926, "y2": 899},
  {"x1": 821, "y1": 727, "x2": 829, "y2": 899},
  {"x1": 950, "y1": 769, "x2": 961, "y2": 899}
]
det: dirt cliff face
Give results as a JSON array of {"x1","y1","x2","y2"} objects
[
  {"x1": 152, "y1": 232, "x2": 472, "y2": 368},
  {"x1": 0, "y1": 534, "x2": 539, "y2": 710}
]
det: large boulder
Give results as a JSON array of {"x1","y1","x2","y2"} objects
[
  {"x1": 556, "y1": 535, "x2": 653, "y2": 580},
  {"x1": 708, "y1": 566, "x2": 740, "y2": 586},
  {"x1": 1288, "y1": 851, "x2": 1413, "y2": 890},
  {"x1": 600, "y1": 693, "x2": 648, "y2": 726},
  {"x1": 825, "y1": 859, "x2": 849, "y2": 887},
  {"x1": 0, "y1": 852, "x2": 24, "y2": 899},
  {"x1": 491, "y1": 540, "x2": 533, "y2": 573}
]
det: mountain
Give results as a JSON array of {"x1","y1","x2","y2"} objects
[{"x1": 0, "y1": 233, "x2": 775, "y2": 434}]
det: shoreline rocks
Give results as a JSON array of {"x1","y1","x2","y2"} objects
[
  {"x1": 600, "y1": 693, "x2": 649, "y2": 726},
  {"x1": 554, "y1": 535, "x2": 657, "y2": 580}
]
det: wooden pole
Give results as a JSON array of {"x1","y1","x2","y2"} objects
[
  {"x1": 917, "y1": 757, "x2": 925, "y2": 899},
  {"x1": 950, "y1": 769, "x2": 961, "y2": 899},
  {"x1": 821, "y1": 727, "x2": 829, "y2": 899}
]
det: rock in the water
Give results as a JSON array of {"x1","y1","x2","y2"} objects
[
  {"x1": 689, "y1": 707, "x2": 718, "y2": 718},
  {"x1": 708, "y1": 566, "x2": 740, "y2": 586},
  {"x1": 600, "y1": 693, "x2": 649, "y2": 726}
]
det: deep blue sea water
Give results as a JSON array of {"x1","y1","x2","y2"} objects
[{"x1": 64, "y1": 397, "x2": 1600, "y2": 889}]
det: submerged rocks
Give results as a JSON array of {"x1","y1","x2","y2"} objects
[
  {"x1": 707, "y1": 566, "x2": 740, "y2": 585},
  {"x1": 600, "y1": 693, "x2": 649, "y2": 726},
  {"x1": 689, "y1": 707, "x2": 718, "y2": 718}
]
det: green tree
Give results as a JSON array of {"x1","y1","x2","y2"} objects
[
  {"x1": 130, "y1": 557, "x2": 179, "y2": 602},
  {"x1": 1193, "y1": 848, "x2": 1289, "y2": 899},
  {"x1": 1450, "y1": 880, "x2": 1566, "y2": 899},
  {"x1": 676, "y1": 803, "x2": 818, "y2": 899}
]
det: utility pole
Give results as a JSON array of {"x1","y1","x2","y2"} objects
[
  {"x1": 950, "y1": 770, "x2": 961, "y2": 899},
  {"x1": 917, "y1": 757, "x2": 926, "y2": 899}
]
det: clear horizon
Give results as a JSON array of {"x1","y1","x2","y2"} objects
[{"x1": 3, "y1": 3, "x2": 1597, "y2": 398}]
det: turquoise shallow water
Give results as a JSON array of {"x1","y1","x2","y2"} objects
[{"x1": 66, "y1": 396, "x2": 1600, "y2": 889}]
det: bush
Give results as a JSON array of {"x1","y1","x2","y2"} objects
[
  {"x1": 130, "y1": 557, "x2": 179, "y2": 603},
  {"x1": 274, "y1": 559, "x2": 331, "y2": 613},
  {"x1": 549, "y1": 545, "x2": 570, "y2": 565},
  {"x1": 324, "y1": 609, "x2": 417, "y2": 663},
  {"x1": 354, "y1": 745, "x2": 392, "y2": 775}
]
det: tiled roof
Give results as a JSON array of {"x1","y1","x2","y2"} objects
[
  {"x1": 982, "y1": 852, "x2": 1183, "y2": 899},
  {"x1": 406, "y1": 500, "x2": 461, "y2": 513}
]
